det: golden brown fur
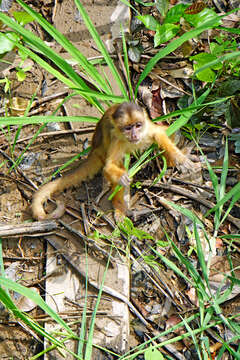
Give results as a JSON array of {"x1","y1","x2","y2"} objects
[{"x1": 32, "y1": 102, "x2": 195, "y2": 220}]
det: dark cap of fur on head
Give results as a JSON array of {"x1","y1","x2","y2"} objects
[{"x1": 112, "y1": 102, "x2": 143, "y2": 120}]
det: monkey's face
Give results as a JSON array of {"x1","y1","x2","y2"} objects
[
  {"x1": 112, "y1": 103, "x2": 147, "y2": 144},
  {"x1": 121, "y1": 121, "x2": 144, "y2": 144}
]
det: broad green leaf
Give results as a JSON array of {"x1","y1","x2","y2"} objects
[
  {"x1": 210, "y1": 42, "x2": 228, "y2": 56},
  {"x1": 145, "y1": 346, "x2": 164, "y2": 360},
  {"x1": 190, "y1": 53, "x2": 220, "y2": 82},
  {"x1": 0, "y1": 32, "x2": 18, "y2": 54},
  {"x1": 16, "y1": 69, "x2": 27, "y2": 81},
  {"x1": 191, "y1": 52, "x2": 221, "y2": 70},
  {"x1": 195, "y1": 51, "x2": 240, "y2": 78},
  {"x1": 193, "y1": 65, "x2": 216, "y2": 82},
  {"x1": 154, "y1": 23, "x2": 179, "y2": 46},
  {"x1": 164, "y1": 3, "x2": 188, "y2": 24},
  {"x1": 155, "y1": 0, "x2": 169, "y2": 17},
  {"x1": 136, "y1": 14, "x2": 159, "y2": 30},
  {"x1": 13, "y1": 11, "x2": 34, "y2": 25},
  {"x1": 184, "y1": 8, "x2": 221, "y2": 28}
]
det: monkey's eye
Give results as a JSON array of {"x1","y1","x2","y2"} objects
[
  {"x1": 124, "y1": 125, "x2": 132, "y2": 132},
  {"x1": 135, "y1": 122, "x2": 142, "y2": 129}
]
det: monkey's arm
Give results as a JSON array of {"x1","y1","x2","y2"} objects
[
  {"x1": 151, "y1": 125, "x2": 193, "y2": 169},
  {"x1": 103, "y1": 140, "x2": 130, "y2": 185},
  {"x1": 103, "y1": 140, "x2": 131, "y2": 217}
]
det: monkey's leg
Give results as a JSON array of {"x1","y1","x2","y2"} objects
[{"x1": 111, "y1": 185, "x2": 130, "y2": 221}]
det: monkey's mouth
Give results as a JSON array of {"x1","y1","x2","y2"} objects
[{"x1": 129, "y1": 139, "x2": 140, "y2": 144}]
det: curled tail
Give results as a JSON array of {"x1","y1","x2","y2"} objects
[{"x1": 32, "y1": 151, "x2": 103, "y2": 220}]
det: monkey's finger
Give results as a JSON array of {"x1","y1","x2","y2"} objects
[{"x1": 119, "y1": 174, "x2": 131, "y2": 187}]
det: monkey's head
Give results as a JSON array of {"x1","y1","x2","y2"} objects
[{"x1": 112, "y1": 102, "x2": 147, "y2": 144}]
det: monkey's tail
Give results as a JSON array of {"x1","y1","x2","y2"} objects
[{"x1": 32, "y1": 152, "x2": 103, "y2": 220}]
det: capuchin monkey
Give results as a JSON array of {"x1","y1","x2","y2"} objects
[{"x1": 32, "y1": 102, "x2": 198, "y2": 220}]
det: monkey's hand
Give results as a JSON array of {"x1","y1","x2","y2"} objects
[
  {"x1": 175, "y1": 153, "x2": 202, "y2": 183},
  {"x1": 119, "y1": 172, "x2": 131, "y2": 187}
]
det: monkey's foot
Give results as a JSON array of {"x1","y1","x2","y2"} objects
[
  {"x1": 114, "y1": 209, "x2": 126, "y2": 223},
  {"x1": 114, "y1": 208, "x2": 133, "y2": 223}
]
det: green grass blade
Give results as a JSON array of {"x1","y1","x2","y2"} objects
[
  {"x1": 122, "y1": 28, "x2": 134, "y2": 101},
  {"x1": 73, "y1": 89, "x2": 124, "y2": 102},
  {"x1": 213, "y1": 139, "x2": 229, "y2": 227},
  {"x1": 181, "y1": 316, "x2": 202, "y2": 360},
  {"x1": 0, "y1": 14, "x2": 84, "y2": 89},
  {"x1": 4, "y1": 36, "x2": 77, "y2": 89},
  {"x1": 220, "y1": 191, "x2": 240, "y2": 226},
  {"x1": 0, "y1": 13, "x2": 103, "y2": 111},
  {"x1": 43, "y1": 147, "x2": 91, "y2": 183},
  {"x1": 151, "y1": 245, "x2": 195, "y2": 286},
  {"x1": 151, "y1": 96, "x2": 229, "y2": 127},
  {"x1": 197, "y1": 148, "x2": 219, "y2": 203},
  {"x1": 152, "y1": 154, "x2": 167, "y2": 185},
  {"x1": 165, "y1": 86, "x2": 214, "y2": 136},
  {"x1": 205, "y1": 181, "x2": 240, "y2": 217},
  {"x1": 219, "y1": 140, "x2": 228, "y2": 201},
  {"x1": 162, "y1": 199, "x2": 204, "y2": 228},
  {"x1": 217, "y1": 26, "x2": 240, "y2": 35},
  {"x1": 74, "y1": 0, "x2": 128, "y2": 100},
  {"x1": 169, "y1": 240, "x2": 208, "y2": 299},
  {"x1": 193, "y1": 223, "x2": 211, "y2": 287},
  {"x1": 120, "y1": 0, "x2": 140, "y2": 14},
  {"x1": 108, "y1": 145, "x2": 159, "y2": 200},
  {"x1": 0, "y1": 115, "x2": 99, "y2": 126},
  {"x1": 9, "y1": 123, "x2": 47, "y2": 172},
  {"x1": 0, "y1": 287, "x2": 71, "y2": 349},
  {"x1": 78, "y1": 247, "x2": 88, "y2": 356},
  {"x1": 84, "y1": 248, "x2": 112, "y2": 359},
  {"x1": 0, "y1": 276, "x2": 76, "y2": 336}
]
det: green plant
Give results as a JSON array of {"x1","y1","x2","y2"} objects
[
  {"x1": 190, "y1": 34, "x2": 240, "y2": 82},
  {"x1": 136, "y1": 4, "x2": 221, "y2": 47},
  {"x1": 0, "y1": 11, "x2": 34, "y2": 81}
]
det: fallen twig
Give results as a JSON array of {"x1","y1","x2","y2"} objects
[{"x1": 0, "y1": 220, "x2": 58, "y2": 237}]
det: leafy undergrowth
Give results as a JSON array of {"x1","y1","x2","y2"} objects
[{"x1": 0, "y1": 0, "x2": 239, "y2": 359}]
